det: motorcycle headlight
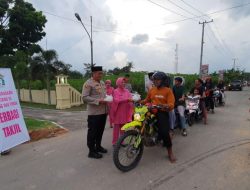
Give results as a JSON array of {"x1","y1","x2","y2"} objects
[{"x1": 134, "y1": 113, "x2": 141, "y2": 121}]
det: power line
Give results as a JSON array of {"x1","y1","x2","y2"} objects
[
  {"x1": 178, "y1": 0, "x2": 211, "y2": 20},
  {"x1": 42, "y1": 2, "x2": 250, "y2": 32},
  {"x1": 204, "y1": 28, "x2": 229, "y2": 58},
  {"x1": 172, "y1": 1, "x2": 235, "y2": 59},
  {"x1": 209, "y1": 23, "x2": 234, "y2": 57},
  {"x1": 161, "y1": 2, "x2": 250, "y2": 25},
  {"x1": 206, "y1": 25, "x2": 232, "y2": 58},
  {"x1": 166, "y1": 0, "x2": 200, "y2": 17},
  {"x1": 146, "y1": 0, "x2": 192, "y2": 18}
]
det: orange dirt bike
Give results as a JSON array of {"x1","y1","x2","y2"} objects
[{"x1": 113, "y1": 103, "x2": 167, "y2": 172}]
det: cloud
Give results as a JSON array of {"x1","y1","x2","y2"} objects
[
  {"x1": 222, "y1": 0, "x2": 250, "y2": 20},
  {"x1": 26, "y1": 0, "x2": 250, "y2": 73},
  {"x1": 131, "y1": 34, "x2": 149, "y2": 45}
]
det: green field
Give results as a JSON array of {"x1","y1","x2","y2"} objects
[{"x1": 18, "y1": 72, "x2": 219, "y2": 98}]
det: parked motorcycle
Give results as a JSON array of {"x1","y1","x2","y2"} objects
[
  {"x1": 113, "y1": 104, "x2": 165, "y2": 172},
  {"x1": 185, "y1": 95, "x2": 203, "y2": 126}
]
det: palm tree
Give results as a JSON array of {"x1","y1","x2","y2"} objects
[
  {"x1": 26, "y1": 44, "x2": 42, "y2": 102},
  {"x1": 33, "y1": 49, "x2": 58, "y2": 105}
]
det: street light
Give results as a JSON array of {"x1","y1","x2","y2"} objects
[{"x1": 74, "y1": 13, "x2": 93, "y2": 67}]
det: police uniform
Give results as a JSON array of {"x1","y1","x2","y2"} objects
[{"x1": 82, "y1": 66, "x2": 108, "y2": 158}]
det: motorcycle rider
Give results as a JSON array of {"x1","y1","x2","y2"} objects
[
  {"x1": 217, "y1": 79, "x2": 225, "y2": 104},
  {"x1": 190, "y1": 78, "x2": 207, "y2": 124},
  {"x1": 173, "y1": 77, "x2": 187, "y2": 136},
  {"x1": 141, "y1": 72, "x2": 176, "y2": 163},
  {"x1": 205, "y1": 77, "x2": 215, "y2": 113}
]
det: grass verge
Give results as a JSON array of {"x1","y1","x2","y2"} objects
[{"x1": 24, "y1": 118, "x2": 68, "y2": 141}]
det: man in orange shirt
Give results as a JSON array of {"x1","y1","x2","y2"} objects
[{"x1": 141, "y1": 72, "x2": 176, "y2": 163}]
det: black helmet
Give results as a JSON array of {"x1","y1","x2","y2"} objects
[
  {"x1": 152, "y1": 72, "x2": 168, "y2": 87},
  {"x1": 152, "y1": 72, "x2": 167, "y2": 80}
]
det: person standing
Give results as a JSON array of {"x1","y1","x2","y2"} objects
[
  {"x1": 82, "y1": 66, "x2": 108, "y2": 159},
  {"x1": 146, "y1": 72, "x2": 154, "y2": 92},
  {"x1": 111, "y1": 77, "x2": 133, "y2": 145},
  {"x1": 105, "y1": 80, "x2": 114, "y2": 128},
  {"x1": 124, "y1": 74, "x2": 133, "y2": 93},
  {"x1": 173, "y1": 77, "x2": 187, "y2": 136}
]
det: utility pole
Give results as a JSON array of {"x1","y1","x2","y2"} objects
[
  {"x1": 232, "y1": 58, "x2": 237, "y2": 70},
  {"x1": 75, "y1": 13, "x2": 94, "y2": 67},
  {"x1": 199, "y1": 19, "x2": 213, "y2": 78},
  {"x1": 175, "y1": 43, "x2": 178, "y2": 74}
]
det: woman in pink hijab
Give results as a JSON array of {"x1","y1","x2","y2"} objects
[
  {"x1": 111, "y1": 77, "x2": 133, "y2": 145},
  {"x1": 105, "y1": 80, "x2": 114, "y2": 128}
]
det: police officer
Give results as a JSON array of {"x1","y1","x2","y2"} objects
[{"x1": 82, "y1": 66, "x2": 108, "y2": 159}]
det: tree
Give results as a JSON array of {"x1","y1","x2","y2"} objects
[
  {"x1": 223, "y1": 69, "x2": 244, "y2": 84},
  {"x1": 83, "y1": 63, "x2": 95, "y2": 78},
  {"x1": 33, "y1": 49, "x2": 72, "y2": 105},
  {"x1": 33, "y1": 49, "x2": 58, "y2": 105},
  {"x1": 108, "y1": 61, "x2": 134, "y2": 75},
  {"x1": 122, "y1": 61, "x2": 133, "y2": 73},
  {"x1": 0, "y1": 0, "x2": 47, "y2": 56},
  {"x1": 26, "y1": 44, "x2": 42, "y2": 102},
  {"x1": 13, "y1": 50, "x2": 28, "y2": 99},
  {"x1": 68, "y1": 70, "x2": 83, "y2": 79}
]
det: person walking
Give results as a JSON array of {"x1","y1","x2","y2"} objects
[
  {"x1": 82, "y1": 66, "x2": 108, "y2": 159},
  {"x1": 111, "y1": 77, "x2": 133, "y2": 145}
]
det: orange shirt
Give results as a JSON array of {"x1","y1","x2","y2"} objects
[{"x1": 142, "y1": 86, "x2": 175, "y2": 111}]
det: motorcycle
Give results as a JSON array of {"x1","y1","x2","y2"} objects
[
  {"x1": 185, "y1": 95, "x2": 203, "y2": 126},
  {"x1": 213, "y1": 89, "x2": 225, "y2": 107},
  {"x1": 113, "y1": 104, "x2": 165, "y2": 172}
]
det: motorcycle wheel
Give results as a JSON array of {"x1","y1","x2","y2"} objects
[
  {"x1": 113, "y1": 130, "x2": 144, "y2": 172},
  {"x1": 187, "y1": 114, "x2": 194, "y2": 126}
]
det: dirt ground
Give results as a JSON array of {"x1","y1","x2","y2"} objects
[{"x1": 28, "y1": 127, "x2": 68, "y2": 141}]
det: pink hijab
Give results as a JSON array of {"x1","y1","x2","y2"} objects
[
  {"x1": 105, "y1": 79, "x2": 114, "y2": 95},
  {"x1": 116, "y1": 77, "x2": 125, "y2": 89},
  {"x1": 110, "y1": 77, "x2": 133, "y2": 124}
]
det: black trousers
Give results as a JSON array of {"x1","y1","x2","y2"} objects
[
  {"x1": 87, "y1": 114, "x2": 107, "y2": 152},
  {"x1": 157, "y1": 111, "x2": 172, "y2": 148}
]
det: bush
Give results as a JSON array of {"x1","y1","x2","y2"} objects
[
  {"x1": 30, "y1": 80, "x2": 43, "y2": 90},
  {"x1": 20, "y1": 80, "x2": 29, "y2": 89}
]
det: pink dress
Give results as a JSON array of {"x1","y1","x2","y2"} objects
[
  {"x1": 111, "y1": 88, "x2": 133, "y2": 124},
  {"x1": 111, "y1": 77, "x2": 133, "y2": 144}
]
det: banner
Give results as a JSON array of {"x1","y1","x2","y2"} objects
[
  {"x1": 218, "y1": 70, "x2": 224, "y2": 80},
  {"x1": 201, "y1": 64, "x2": 209, "y2": 80},
  {"x1": 0, "y1": 68, "x2": 30, "y2": 152}
]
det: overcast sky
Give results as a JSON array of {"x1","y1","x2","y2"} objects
[{"x1": 27, "y1": 0, "x2": 250, "y2": 74}]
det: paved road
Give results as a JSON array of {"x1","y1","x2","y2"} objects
[
  {"x1": 22, "y1": 108, "x2": 87, "y2": 131},
  {"x1": 1, "y1": 88, "x2": 250, "y2": 190}
]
